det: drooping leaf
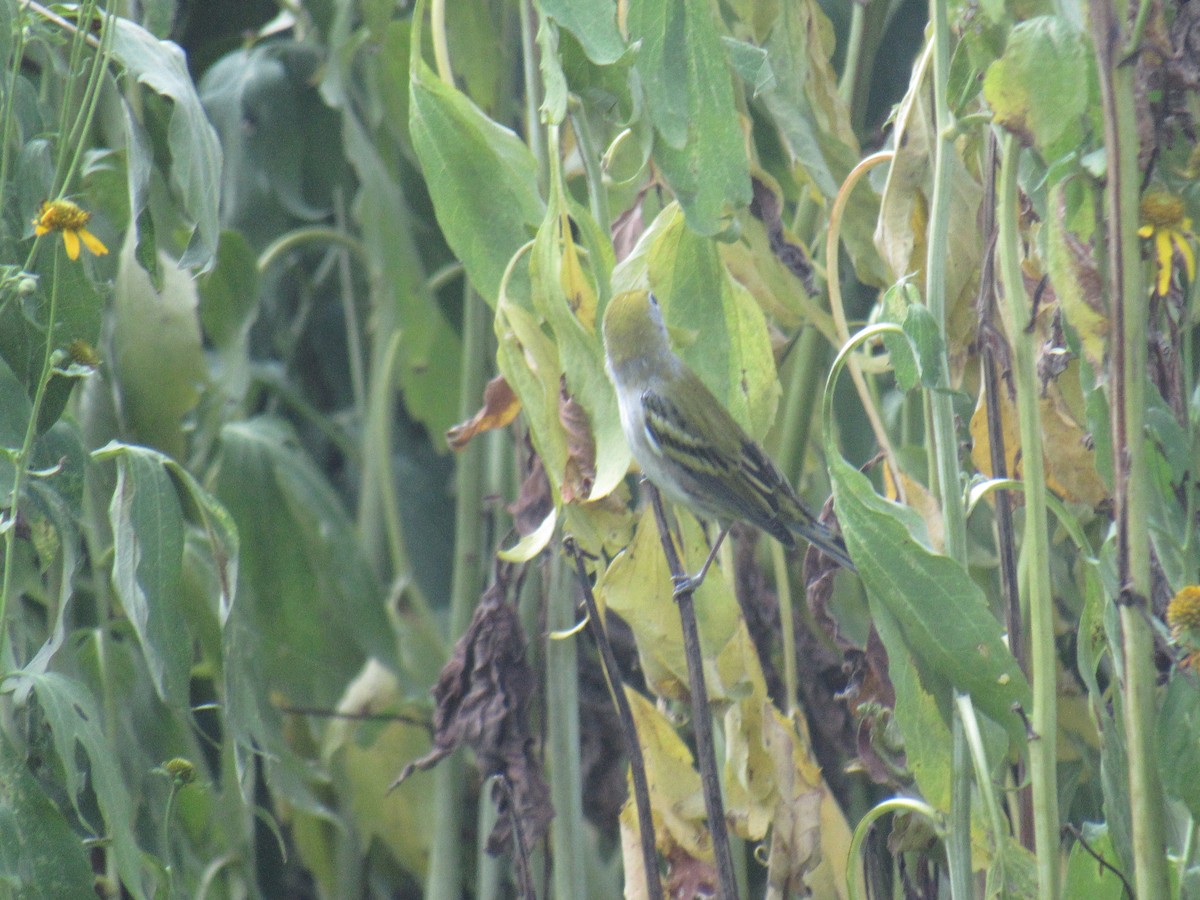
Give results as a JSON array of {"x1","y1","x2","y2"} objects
[
  {"x1": 628, "y1": 0, "x2": 751, "y2": 234},
  {"x1": 830, "y1": 453, "x2": 1032, "y2": 744},
  {"x1": 983, "y1": 16, "x2": 1089, "y2": 163},
  {"x1": 540, "y1": 0, "x2": 625, "y2": 65},
  {"x1": 109, "y1": 17, "x2": 223, "y2": 269},
  {"x1": 642, "y1": 207, "x2": 780, "y2": 439},
  {"x1": 0, "y1": 729, "x2": 95, "y2": 899},
  {"x1": 408, "y1": 59, "x2": 544, "y2": 305},
  {"x1": 13, "y1": 672, "x2": 146, "y2": 899},
  {"x1": 108, "y1": 448, "x2": 189, "y2": 708},
  {"x1": 213, "y1": 417, "x2": 392, "y2": 705}
]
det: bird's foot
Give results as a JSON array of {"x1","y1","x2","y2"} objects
[{"x1": 671, "y1": 572, "x2": 705, "y2": 597}]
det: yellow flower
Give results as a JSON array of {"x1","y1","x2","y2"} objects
[
  {"x1": 33, "y1": 199, "x2": 109, "y2": 261},
  {"x1": 1138, "y1": 191, "x2": 1195, "y2": 296},
  {"x1": 1167, "y1": 586, "x2": 1200, "y2": 670},
  {"x1": 1168, "y1": 585, "x2": 1200, "y2": 635}
]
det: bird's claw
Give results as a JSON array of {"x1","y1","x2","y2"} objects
[{"x1": 671, "y1": 573, "x2": 702, "y2": 597}]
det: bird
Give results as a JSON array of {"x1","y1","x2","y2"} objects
[{"x1": 602, "y1": 289, "x2": 854, "y2": 594}]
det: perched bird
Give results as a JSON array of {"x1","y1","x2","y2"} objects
[{"x1": 602, "y1": 290, "x2": 854, "y2": 592}]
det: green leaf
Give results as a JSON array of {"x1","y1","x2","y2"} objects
[
  {"x1": 12, "y1": 672, "x2": 146, "y2": 900},
  {"x1": 983, "y1": 17, "x2": 1088, "y2": 163},
  {"x1": 527, "y1": 183, "x2": 628, "y2": 500},
  {"x1": 342, "y1": 114, "x2": 464, "y2": 445},
  {"x1": 721, "y1": 37, "x2": 776, "y2": 97},
  {"x1": 540, "y1": 0, "x2": 625, "y2": 65},
  {"x1": 213, "y1": 417, "x2": 393, "y2": 705},
  {"x1": 1063, "y1": 822, "x2": 1127, "y2": 900},
  {"x1": 903, "y1": 303, "x2": 947, "y2": 389},
  {"x1": 408, "y1": 59, "x2": 544, "y2": 305},
  {"x1": 629, "y1": 0, "x2": 751, "y2": 234},
  {"x1": 880, "y1": 283, "x2": 920, "y2": 391},
  {"x1": 829, "y1": 454, "x2": 1032, "y2": 744},
  {"x1": 642, "y1": 206, "x2": 780, "y2": 439},
  {"x1": 0, "y1": 729, "x2": 95, "y2": 899},
  {"x1": 199, "y1": 43, "x2": 337, "y2": 240},
  {"x1": 197, "y1": 230, "x2": 260, "y2": 351},
  {"x1": 759, "y1": 0, "x2": 854, "y2": 198},
  {"x1": 109, "y1": 18, "x2": 222, "y2": 269},
  {"x1": 0, "y1": 351, "x2": 31, "y2": 448},
  {"x1": 112, "y1": 236, "x2": 206, "y2": 459},
  {"x1": 108, "y1": 448, "x2": 189, "y2": 707},
  {"x1": 1157, "y1": 674, "x2": 1200, "y2": 822}
]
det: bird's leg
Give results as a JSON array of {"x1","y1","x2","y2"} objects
[{"x1": 672, "y1": 524, "x2": 731, "y2": 597}]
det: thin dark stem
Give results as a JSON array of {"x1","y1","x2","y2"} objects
[
  {"x1": 1063, "y1": 825, "x2": 1135, "y2": 899},
  {"x1": 976, "y1": 132, "x2": 1034, "y2": 850},
  {"x1": 646, "y1": 485, "x2": 740, "y2": 900},
  {"x1": 566, "y1": 539, "x2": 663, "y2": 900},
  {"x1": 494, "y1": 775, "x2": 537, "y2": 900}
]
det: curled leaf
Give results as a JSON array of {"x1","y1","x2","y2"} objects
[{"x1": 446, "y1": 375, "x2": 521, "y2": 450}]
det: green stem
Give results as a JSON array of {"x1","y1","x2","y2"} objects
[
  {"x1": 997, "y1": 132, "x2": 1059, "y2": 899},
  {"x1": 567, "y1": 99, "x2": 611, "y2": 241},
  {"x1": 429, "y1": 0, "x2": 452, "y2": 84},
  {"x1": 424, "y1": 287, "x2": 491, "y2": 900},
  {"x1": 0, "y1": 4, "x2": 30, "y2": 210},
  {"x1": 0, "y1": 250, "x2": 62, "y2": 663},
  {"x1": 924, "y1": 0, "x2": 974, "y2": 892},
  {"x1": 1090, "y1": 0, "x2": 1169, "y2": 893},
  {"x1": 546, "y1": 552, "x2": 586, "y2": 900},
  {"x1": 57, "y1": 0, "x2": 115, "y2": 197},
  {"x1": 774, "y1": 326, "x2": 825, "y2": 485}
]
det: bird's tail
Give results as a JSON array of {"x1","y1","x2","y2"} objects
[{"x1": 791, "y1": 521, "x2": 856, "y2": 574}]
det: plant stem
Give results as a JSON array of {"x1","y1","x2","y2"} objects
[
  {"x1": 924, "y1": 0, "x2": 975, "y2": 892},
  {"x1": 1090, "y1": 0, "x2": 1170, "y2": 894},
  {"x1": 546, "y1": 551, "x2": 586, "y2": 900},
  {"x1": 424, "y1": 286, "x2": 491, "y2": 900},
  {"x1": 647, "y1": 486, "x2": 739, "y2": 900},
  {"x1": 569, "y1": 541, "x2": 663, "y2": 900},
  {"x1": 0, "y1": 250, "x2": 62, "y2": 662},
  {"x1": 996, "y1": 131, "x2": 1060, "y2": 899}
]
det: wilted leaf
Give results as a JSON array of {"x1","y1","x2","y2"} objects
[
  {"x1": 110, "y1": 18, "x2": 222, "y2": 269},
  {"x1": 324, "y1": 661, "x2": 435, "y2": 878},
  {"x1": 559, "y1": 377, "x2": 596, "y2": 503},
  {"x1": 446, "y1": 375, "x2": 521, "y2": 450},
  {"x1": 620, "y1": 689, "x2": 712, "y2": 861},
  {"x1": 983, "y1": 17, "x2": 1088, "y2": 162},
  {"x1": 391, "y1": 580, "x2": 552, "y2": 855},
  {"x1": 1046, "y1": 181, "x2": 1107, "y2": 371},
  {"x1": 108, "y1": 448, "x2": 189, "y2": 708}
]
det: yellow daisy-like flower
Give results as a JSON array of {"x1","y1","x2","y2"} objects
[
  {"x1": 1167, "y1": 585, "x2": 1200, "y2": 670},
  {"x1": 33, "y1": 199, "x2": 109, "y2": 261},
  {"x1": 1138, "y1": 191, "x2": 1195, "y2": 296}
]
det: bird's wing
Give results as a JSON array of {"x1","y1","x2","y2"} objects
[{"x1": 640, "y1": 385, "x2": 789, "y2": 529}]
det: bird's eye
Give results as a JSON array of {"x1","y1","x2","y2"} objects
[{"x1": 648, "y1": 293, "x2": 659, "y2": 308}]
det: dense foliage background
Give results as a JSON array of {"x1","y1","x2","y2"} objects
[{"x1": 2, "y1": 0, "x2": 1199, "y2": 898}]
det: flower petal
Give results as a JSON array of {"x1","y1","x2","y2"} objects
[
  {"x1": 79, "y1": 228, "x2": 108, "y2": 257},
  {"x1": 62, "y1": 229, "x2": 81, "y2": 261},
  {"x1": 1138, "y1": 224, "x2": 1155, "y2": 238},
  {"x1": 1155, "y1": 230, "x2": 1173, "y2": 295}
]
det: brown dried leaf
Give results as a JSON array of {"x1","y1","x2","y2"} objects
[
  {"x1": 390, "y1": 580, "x2": 553, "y2": 855},
  {"x1": 446, "y1": 375, "x2": 520, "y2": 450},
  {"x1": 508, "y1": 454, "x2": 553, "y2": 538},
  {"x1": 559, "y1": 376, "x2": 596, "y2": 503}
]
